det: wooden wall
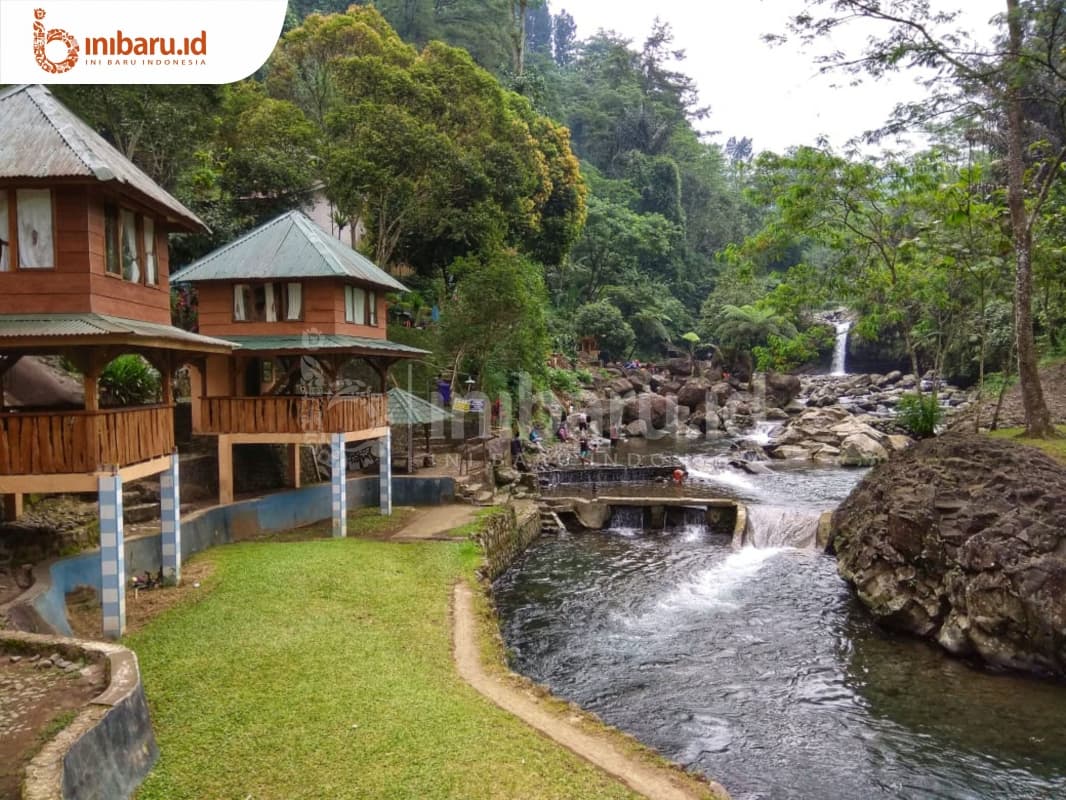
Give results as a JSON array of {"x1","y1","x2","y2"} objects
[
  {"x1": 0, "y1": 185, "x2": 173, "y2": 324},
  {"x1": 196, "y1": 279, "x2": 388, "y2": 340}
]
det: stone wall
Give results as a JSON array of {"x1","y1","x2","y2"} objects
[
  {"x1": 477, "y1": 503, "x2": 541, "y2": 582},
  {"x1": 8, "y1": 631, "x2": 157, "y2": 800}
]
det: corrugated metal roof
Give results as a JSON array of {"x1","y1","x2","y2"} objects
[
  {"x1": 387, "y1": 388, "x2": 452, "y2": 425},
  {"x1": 0, "y1": 312, "x2": 235, "y2": 351},
  {"x1": 169, "y1": 210, "x2": 408, "y2": 291},
  {"x1": 222, "y1": 333, "x2": 426, "y2": 358},
  {"x1": 0, "y1": 85, "x2": 205, "y2": 232}
]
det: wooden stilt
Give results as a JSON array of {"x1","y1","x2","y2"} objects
[{"x1": 218, "y1": 435, "x2": 234, "y2": 504}]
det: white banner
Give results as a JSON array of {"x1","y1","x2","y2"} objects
[{"x1": 0, "y1": 0, "x2": 288, "y2": 84}]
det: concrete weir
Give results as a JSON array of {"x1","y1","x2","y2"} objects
[{"x1": 542, "y1": 495, "x2": 743, "y2": 539}]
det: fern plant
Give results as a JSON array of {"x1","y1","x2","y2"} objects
[{"x1": 895, "y1": 392, "x2": 943, "y2": 438}]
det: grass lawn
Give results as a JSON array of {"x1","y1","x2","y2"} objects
[
  {"x1": 987, "y1": 426, "x2": 1066, "y2": 464},
  {"x1": 125, "y1": 537, "x2": 641, "y2": 800}
]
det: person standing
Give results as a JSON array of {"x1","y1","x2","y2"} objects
[
  {"x1": 579, "y1": 435, "x2": 591, "y2": 465},
  {"x1": 511, "y1": 431, "x2": 525, "y2": 470},
  {"x1": 609, "y1": 423, "x2": 620, "y2": 448}
]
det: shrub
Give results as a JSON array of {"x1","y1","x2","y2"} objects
[
  {"x1": 895, "y1": 392, "x2": 943, "y2": 438},
  {"x1": 547, "y1": 367, "x2": 581, "y2": 395},
  {"x1": 100, "y1": 355, "x2": 161, "y2": 407}
]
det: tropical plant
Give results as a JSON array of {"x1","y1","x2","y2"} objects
[
  {"x1": 895, "y1": 392, "x2": 943, "y2": 439},
  {"x1": 100, "y1": 356, "x2": 162, "y2": 407}
]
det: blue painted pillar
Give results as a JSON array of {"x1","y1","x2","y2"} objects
[
  {"x1": 98, "y1": 473, "x2": 125, "y2": 639},
  {"x1": 160, "y1": 453, "x2": 181, "y2": 584},
  {"x1": 331, "y1": 433, "x2": 347, "y2": 538},
  {"x1": 379, "y1": 430, "x2": 392, "y2": 516}
]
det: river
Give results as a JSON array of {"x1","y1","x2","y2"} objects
[{"x1": 494, "y1": 439, "x2": 1066, "y2": 799}]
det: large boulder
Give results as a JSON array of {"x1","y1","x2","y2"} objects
[
  {"x1": 839, "y1": 433, "x2": 889, "y2": 466},
  {"x1": 677, "y1": 379, "x2": 711, "y2": 410},
  {"x1": 621, "y1": 394, "x2": 678, "y2": 431},
  {"x1": 831, "y1": 434, "x2": 1066, "y2": 676},
  {"x1": 765, "y1": 371, "x2": 802, "y2": 408}
]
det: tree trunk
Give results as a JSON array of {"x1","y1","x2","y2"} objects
[{"x1": 1005, "y1": 0, "x2": 1055, "y2": 437}]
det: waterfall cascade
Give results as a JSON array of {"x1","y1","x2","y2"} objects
[
  {"x1": 741, "y1": 505, "x2": 821, "y2": 549},
  {"x1": 831, "y1": 319, "x2": 852, "y2": 375}
]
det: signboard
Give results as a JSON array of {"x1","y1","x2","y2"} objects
[{"x1": 452, "y1": 398, "x2": 471, "y2": 412}]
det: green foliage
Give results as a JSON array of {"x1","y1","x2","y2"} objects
[
  {"x1": 895, "y1": 392, "x2": 943, "y2": 439},
  {"x1": 439, "y1": 248, "x2": 550, "y2": 393},
  {"x1": 547, "y1": 367, "x2": 581, "y2": 395},
  {"x1": 572, "y1": 301, "x2": 635, "y2": 359},
  {"x1": 100, "y1": 356, "x2": 161, "y2": 408},
  {"x1": 753, "y1": 326, "x2": 832, "y2": 372},
  {"x1": 711, "y1": 304, "x2": 797, "y2": 352}
]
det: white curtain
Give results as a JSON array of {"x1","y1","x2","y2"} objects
[
  {"x1": 17, "y1": 189, "x2": 53, "y2": 268},
  {"x1": 345, "y1": 286, "x2": 354, "y2": 322},
  {"x1": 351, "y1": 286, "x2": 366, "y2": 325},
  {"x1": 234, "y1": 284, "x2": 248, "y2": 320},
  {"x1": 0, "y1": 193, "x2": 8, "y2": 271},
  {"x1": 143, "y1": 217, "x2": 157, "y2": 284},
  {"x1": 265, "y1": 283, "x2": 277, "y2": 322},
  {"x1": 368, "y1": 290, "x2": 377, "y2": 325},
  {"x1": 287, "y1": 283, "x2": 302, "y2": 320},
  {"x1": 121, "y1": 209, "x2": 140, "y2": 282}
]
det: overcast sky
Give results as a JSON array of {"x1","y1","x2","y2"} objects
[{"x1": 560, "y1": 0, "x2": 1005, "y2": 154}]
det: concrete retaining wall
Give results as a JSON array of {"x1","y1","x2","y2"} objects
[
  {"x1": 7, "y1": 631, "x2": 157, "y2": 800},
  {"x1": 19, "y1": 476, "x2": 455, "y2": 636},
  {"x1": 477, "y1": 504, "x2": 541, "y2": 582}
]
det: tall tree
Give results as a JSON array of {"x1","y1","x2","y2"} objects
[{"x1": 779, "y1": 0, "x2": 1064, "y2": 436}]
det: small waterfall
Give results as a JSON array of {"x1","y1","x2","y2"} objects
[
  {"x1": 679, "y1": 456, "x2": 759, "y2": 496},
  {"x1": 608, "y1": 506, "x2": 645, "y2": 532},
  {"x1": 831, "y1": 320, "x2": 852, "y2": 376},
  {"x1": 742, "y1": 505, "x2": 821, "y2": 549}
]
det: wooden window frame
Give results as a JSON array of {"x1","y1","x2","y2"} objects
[
  {"x1": 104, "y1": 203, "x2": 159, "y2": 286},
  {"x1": 232, "y1": 281, "x2": 302, "y2": 323},
  {"x1": 0, "y1": 188, "x2": 58, "y2": 272}
]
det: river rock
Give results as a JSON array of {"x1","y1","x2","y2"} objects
[
  {"x1": 765, "y1": 371, "x2": 802, "y2": 408},
  {"x1": 830, "y1": 433, "x2": 1066, "y2": 676},
  {"x1": 839, "y1": 433, "x2": 889, "y2": 466},
  {"x1": 677, "y1": 379, "x2": 711, "y2": 410},
  {"x1": 769, "y1": 445, "x2": 811, "y2": 460},
  {"x1": 625, "y1": 420, "x2": 647, "y2": 438}
]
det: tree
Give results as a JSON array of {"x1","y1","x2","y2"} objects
[
  {"x1": 552, "y1": 9, "x2": 576, "y2": 67},
  {"x1": 778, "y1": 0, "x2": 1061, "y2": 435},
  {"x1": 439, "y1": 248, "x2": 551, "y2": 389},
  {"x1": 269, "y1": 6, "x2": 586, "y2": 277},
  {"x1": 573, "y1": 301, "x2": 635, "y2": 359}
]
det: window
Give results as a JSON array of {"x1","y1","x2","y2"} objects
[
  {"x1": 104, "y1": 206, "x2": 121, "y2": 275},
  {"x1": 0, "y1": 189, "x2": 55, "y2": 270},
  {"x1": 344, "y1": 285, "x2": 367, "y2": 324},
  {"x1": 0, "y1": 193, "x2": 8, "y2": 271},
  {"x1": 368, "y1": 290, "x2": 377, "y2": 326},
  {"x1": 286, "y1": 283, "x2": 302, "y2": 320},
  {"x1": 143, "y1": 217, "x2": 157, "y2": 285},
  {"x1": 105, "y1": 205, "x2": 160, "y2": 285},
  {"x1": 121, "y1": 208, "x2": 140, "y2": 282},
  {"x1": 233, "y1": 282, "x2": 302, "y2": 322}
]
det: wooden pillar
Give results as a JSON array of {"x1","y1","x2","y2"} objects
[
  {"x1": 289, "y1": 444, "x2": 301, "y2": 489},
  {"x1": 218, "y1": 435, "x2": 234, "y2": 504},
  {"x1": 2, "y1": 493, "x2": 23, "y2": 521},
  {"x1": 161, "y1": 353, "x2": 174, "y2": 405},
  {"x1": 189, "y1": 362, "x2": 204, "y2": 432}
]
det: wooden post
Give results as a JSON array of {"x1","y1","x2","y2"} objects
[
  {"x1": 289, "y1": 444, "x2": 301, "y2": 489},
  {"x1": 218, "y1": 435, "x2": 234, "y2": 504},
  {"x1": 2, "y1": 493, "x2": 23, "y2": 521}
]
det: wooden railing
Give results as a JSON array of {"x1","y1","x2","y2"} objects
[
  {"x1": 197, "y1": 394, "x2": 388, "y2": 435},
  {"x1": 0, "y1": 405, "x2": 174, "y2": 475}
]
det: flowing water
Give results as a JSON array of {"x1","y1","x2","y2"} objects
[
  {"x1": 831, "y1": 319, "x2": 852, "y2": 375},
  {"x1": 496, "y1": 460, "x2": 1066, "y2": 799}
]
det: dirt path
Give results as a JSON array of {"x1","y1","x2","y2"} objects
[
  {"x1": 451, "y1": 582, "x2": 727, "y2": 800},
  {"x1": 390, "y1": 504, "x2": 480, "y2": 540}
]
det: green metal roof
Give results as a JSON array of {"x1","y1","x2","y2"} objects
[
  {"x1": 222, "y1": 334, "x2": 427, "y2": 359},
  {"x1": 0, "y1": 313, "x2": 235, "y2": 351},
  {"x1": 170, "y1": 210, "x2": 408, "y2": 291},
  {"x1": 387, "y1": 388, "x2": 452, "y2": 425}
]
